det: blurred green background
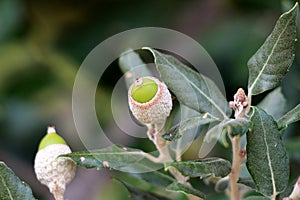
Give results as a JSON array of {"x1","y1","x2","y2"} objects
[{"x1": 0, "y1": 0, "x2": 299, "y2": 199}]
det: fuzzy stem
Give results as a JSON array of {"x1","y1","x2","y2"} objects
[
  {"x1": 175, "y1": 145, "x2": 182, "y2": 162},
  {"x1": 157, "y1": 144, "x2": 173, "y2": 162},
  {"x1": 229, "y1": 135, "x2": 242, "y2": 200},
  {"x1": 142, "y1": 146, "x2": 172, "y2": 163},
  {"x1": 145, "y1": 123, "x2": 173, "y2": 163},
  {"x1": 154, "y1": 126, "x2": 173, "y2": 162},
  {"x1": 142, "y1": 152, "x2": 163, "y2": 163},
  {"x1": 247, "y1": 92, "x2": 252, "y2": 109},
  {"x1": 52, "y1": 188, "x2": 64, "y2": 200},
  {"x1": 53, "y1": 192, "x2": 64, "y2": 200}
]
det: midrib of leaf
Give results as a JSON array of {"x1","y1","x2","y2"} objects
[
  {"x1": 155, "y1": 52, "x2": 228, "y2": 120},
  {"x1": 123, "y1": 165, "x2": 176, "y2": 183},
  {"x1": 259, "y1": 112, "x2": 277, "y2": 198},
  {"x1": 143, "y1": 168, "x2": 177, "y2": 183},
  {"x1": 248, "y1": 13, "x2": 293, "y2": 96},
  {"x1": 80, "y1": 151, "x2": 144, "y2": 156},
  {"x1": 152, "y1": 170, "x2": 176, "y2": 182},
  {"x1": 0, "y1": 173, "x2": 13, "y2": 200}
]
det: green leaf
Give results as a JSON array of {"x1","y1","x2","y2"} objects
[
  {"x1": 200, "y1": 122, "x2": 228, "y2": 158},
  {"x1": 164, "y1": 101, "x2": 180, "y2": 132},
  {"x1": 202, "y1": 118, "x2": 251, "y2": 147},
  {"x1": 143, "y1": 47, "x2": 231, "y2": 120},
  {"x1": 223, "y1": 118, "x2": 252, "y2": 137},
  {"x1": 277, "y1": 103, "x2": 300, "y2": 130},
  {"x1": 168, "y1": 105, "x2": 210, "y2": 162},
  {"x1": 215, "y1": 176, "x2": 229, "y2": 192},
  {"x1": 128, "y1": 170, "x2": 174, "y2": 188},
  {"x1": 116, "y1": 172, "x2": 187, "y2": 200},
  {"x1": 0, "y1": 161, "x2": 36, "y2": 200},
  {"x1": 61, "y1": 145, "x2": 162, "y2": 173},
  {"x1": 285, "y1": 138, "x2": 300, "y2": 160},
  {"x1": 163, "y1": 113, "x2": 217, "y2": 141},
  {"x1": 121, "y1": 181, "x2": 174, "y2": 200},
  {"x1": 165, "y1": 157, "x2": 231, "y2": 178},
  {"x1": 246, "y1": 107, "x2": 289, "y2": 198},
  {"x1": 199, "y1": 118, "x2": 251, "y2": 157},
  {"x1": 119, "y1": 49, "x2": 152, "y2": 88},
  {"x1": 258, "y1": 87, "x2": 287, "y2": 120},
  {"x1": 247, "y1": 3, "x2": 298, "y2": 95},
  {"x1": 238, "y1": 177, "x2": 256, "y2": 190},
  {"x1": 276, "y1": 177, "x2": 298, "y2": 200},
  {"x1": 244, "y1": 196, "x2": 270, "y2": 200},
  {"x1": 166, "y1": 182, "x2": 206, "y2": 199}
]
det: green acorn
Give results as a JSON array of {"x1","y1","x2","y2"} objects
[
  {"x1": 128, "y1": 76, "x2": 172, "y2": 125},
  {"x1": 34, "y1": 126, "x2": 76, "y2": 200}
]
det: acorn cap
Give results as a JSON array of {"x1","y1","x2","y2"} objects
[{"x1": 128, "y1": 76, "x2": 172, "y2": 125}]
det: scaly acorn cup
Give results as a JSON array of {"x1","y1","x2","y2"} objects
[
  {"x1": 128, "y1": 76, "x2": 172, "y2": 126},
  {"x1": 34, "y1": 126, "x2": 76, "y2": 200},
  {"x1": 128, "y1": 76, "x2": 173, "y2": 163}
]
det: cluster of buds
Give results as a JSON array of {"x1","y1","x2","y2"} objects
[
  {"x1": 34, "y1": 126, "x2": 76, "y2": 200},
  {"x1": 229, "y1": 88, "x2": 249, "y2": 118}
]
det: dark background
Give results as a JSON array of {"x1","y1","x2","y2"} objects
[{"x1": 0, "y1": 0, "x2": 299, "y2": 199}]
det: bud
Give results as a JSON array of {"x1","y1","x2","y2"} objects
[
  {"x1": 128, "y1": 76, "x2": 172, "y2": 126},
  {"x1": 34, "y1": 126, "x2": 76, "y2": 200},
  {"x1": 229, "y1": 88, "x2": 249, "y2": 118}
]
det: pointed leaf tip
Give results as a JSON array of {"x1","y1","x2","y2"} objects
[
  {"x1": 143, "y1": 47, "x2": 231, "y2": 119},
  {"x1": 247, "y1": 3, "x2": 298, "y2": 95},
  {"x1": 0, "y1": 162, "x2": 36, "y2": 200}
]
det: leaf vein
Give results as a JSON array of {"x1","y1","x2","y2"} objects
[
  {"x1": 249, "y1": 13, "x2": 294, "y2": 94},
  {"x1": 259, "y1": 111, "x2": 277, "y2": 197},
  {"x1": 0, "y1": 174, "x2": 13, "y2": 200},
  {"x1": 158, "y1": 55, "x2": 228, "y2": 119}
]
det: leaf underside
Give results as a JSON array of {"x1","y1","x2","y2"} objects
[
  {"x1": 166, "y1": 182, "x2": 206, "y2": 199},
  {"x1": 0, "y1": 161, "x2": 35, "y2": 200},
  {"x1": 244, "y1": 196, "x2": 270, "y2": 200},
  {"x1": 143, "y1": 47, "x2": 231, "y2": 120},
  {"x1": 61, "y1": 145, "x2": 162, "y2": 173},
  {"x1": 121, "y1": 180, "x2": 174, "y2": 200},
  {"x1": 163, "y1": 114, "x2": 216, "y2": 141},
  {"x1": 277, "y1": 103, "x2": 300, "y2": 130},
  {"x1": 258, "y1": 87, "x2": 287, "y2": 120},
  {"x1": 223, "y1": 118, "x2": 251, "y2": 137},
  {"x1": 202, "y1": 118, "x2": 251, "y2": 148},
  {"x1": 128, "y1": 170, "x2": 174, "y2": 188},
  {"x1": 119, "y1": 49, "x2": 152, "y2": 88},
  {"x1": 165, "y1": 157, "x2": 231, "y2": 178},
  {"x1": 246, "y1": 107, "x2": 289, "y2": 197},
  {"x1": 247, "y1": 3, "x2": 298, "y2": 95}
]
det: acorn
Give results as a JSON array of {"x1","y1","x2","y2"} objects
[
  {"x1": 34, "y1": 126, "x2": 76, "y2": 200},
  {"x1": 128, "y1": 76, "x2": 172, "y2": 126}
]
